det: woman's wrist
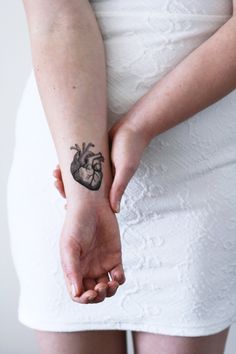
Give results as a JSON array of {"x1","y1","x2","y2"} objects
[
  {"x1": 57, "y1": 136, "x2": 113, "y2": 205},
  {"x1": 66, "y1": 194, "x2": 111, "y2": 212},
  {"x1": 65, "y1": 175, "x2": 112, "y2": 206},
  {"x1": 116, "y1": 112, "x2": 153, "y2": 147}
]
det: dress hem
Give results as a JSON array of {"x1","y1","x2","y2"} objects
[{"x1": 18, "y1": 313, "x2": 236, "y2": 337}]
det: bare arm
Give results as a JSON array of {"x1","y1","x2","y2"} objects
[
  {"x1": 22, "y1": 0, "x2": 126, "y2": 302},
  {"x1": 22, "y1": 0, "x2": 112, "y2": 207},
  {"x1": 125, "y1": 3, "x2": 236, "y2": 141},
  {"x1": 105, "y1": 2, "x2": 236, "y2": 212}
]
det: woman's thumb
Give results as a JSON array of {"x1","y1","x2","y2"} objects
[
  {"x1": 60, "y1": 236, "x2": 84, "y2": 299},
  {"x1": 109, "y1": 163, "x2": 135, "y2": 213}
]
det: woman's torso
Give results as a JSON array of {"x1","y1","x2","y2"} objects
[
  {"x1": 87, "y1": 0, "x2": 233, "y2": 120},
  {"x1": 12, "y1": 0, "x2": 236, "y2": 220},
  {"x1": 87, "y1": 0, "x2": 236, "y2": 219}
]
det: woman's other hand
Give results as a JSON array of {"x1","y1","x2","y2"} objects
[
  {"x1": 108, "y1": 115, "x2": 151, "y2": 213},
  {"x1": 53, "y1": 115, "x2": 151, "y2": 213},
  {"x1": 60, "y1": 199, "x2": 125, "y2": 304},
  {"x1": 53, "y1": 164, "x2": 67, "y2": 202}
]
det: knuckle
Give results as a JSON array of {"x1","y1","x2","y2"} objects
[
  {"x1": 120, "y1": 274, "x2": 126, "y2": 284},
  {"x1": 107, "y1": 289, "x2": 116, "y2": 297}
]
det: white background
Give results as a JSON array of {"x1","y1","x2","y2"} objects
[{"x1": 0, "y1": 2, "x2": 235, "y2": 353}]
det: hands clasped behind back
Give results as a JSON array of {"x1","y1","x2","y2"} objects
[{"x1": 54, "y1": 117, "x2": 151, "y2": 304}]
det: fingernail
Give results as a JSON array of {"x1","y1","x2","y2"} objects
[
  {"x1": 115, "y1": 200, "x2": 120, "y2": 213},
  {"x1": 71, "y1": 282, "x2": 78, "y2": 297}
]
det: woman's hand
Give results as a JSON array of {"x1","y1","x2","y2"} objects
[
  {"x1": 53, "y1": 116, "x2": 151, "y2": 213},
  {"x1": 60, "y1": 199, "x2": 125, "y2": 304},
  {"x1": 107, "y1": 115, "x2": 151, "y2": 213}
]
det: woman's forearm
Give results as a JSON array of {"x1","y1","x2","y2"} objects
[
  {"x1": 126, "y1": 14, "x2": 236, "y2": 141},
  {"x1": 23, "y1": 0, "x2": 112, "y2": 204}
]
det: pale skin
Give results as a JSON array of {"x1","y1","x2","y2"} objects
[
  {"x1": 22, "y1": 0, "x2": 236, "y2": 352},
  {"x1": 22, "y1": 0, "x2": 126, "y2": 305}
]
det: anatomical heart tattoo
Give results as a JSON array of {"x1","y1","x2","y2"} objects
[{"x1": 70, "y1": 142, "x2": 105, "y2": 190}]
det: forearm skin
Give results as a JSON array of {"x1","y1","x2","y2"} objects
[
  {"x1": 126, "y1": 14, "x2": 236, "y2": 141},
  {"x1": 23, "y1": 0, "x2": 112, "y2": 204}
]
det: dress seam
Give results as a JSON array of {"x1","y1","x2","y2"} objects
[{"x1": 93, "y1": 11, "x2": 231, "y2": 21}]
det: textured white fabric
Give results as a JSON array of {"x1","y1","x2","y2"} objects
[{"x1": 6, "y1": 0, "x2": 236, "y2": 336}]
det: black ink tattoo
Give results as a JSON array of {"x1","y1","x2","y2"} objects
[{"x1": 70, "y1": 142, "x2": 105, "y2": 191}]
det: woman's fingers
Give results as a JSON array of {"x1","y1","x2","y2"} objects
[
  {"x1": 83, "y1": 277, "x2": 96, "y2": 291},
  {"x1": 75, "y1": 277, "x2": 117, "y2": 304},
  {"x1": 82, "y1": 275, "x2": 119, "y2": 303},
  {"x1": 60, "y1": 236, "x2": 85, "y2": 300},
  {"x1": 107, "y1": 280, "x2": 119, "y2": 297},
  {"x1": 109, "y1": 264, "x2": 126, "y2": 285},
  {"x1": 70, "y1": 279, "x2": 119, "y2": 304},
  {"x1": 74, "y1": 282, "x2": 107, "y2": 304},
  {"x1": 54, "y1": 179, "x2": 66, "y2": 198},
  {"x1": 53, "y1": 164, "x2": 62, "y2": 179},
  {"x1": 53, "y1": 169, "x2": 59, "y2": 178},
  {"x1": 73, "y1": 289, "x2": 98, "y2": 304},
  {"x1": 78, "y1": 275, "x2": 119, "y2": 304},
  {"x1": 60, "y1": 237, "x2": 111, "y2": 304},
  {"x1": 109, "y1": 162, "x2": 136, "y2": 213},
  {"x1": 53, "y1": 166, "x2": 66, "y2": 198},
  {"x1": 93, "y1": 275, "x2": 108, "y2": 301},
  {"x1": 92, "y1": 283, "x2": 108, "y2": 303},
  {"x1": 72, "y1": 278, "x2": 98, "y2": 304},
  {"x1": 96, "y1": 274, "x2": 109, "y2": 285}
]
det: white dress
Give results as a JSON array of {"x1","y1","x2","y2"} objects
[{"x1": 6, "y1": 0, "x2": 236, "y2": 336}]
